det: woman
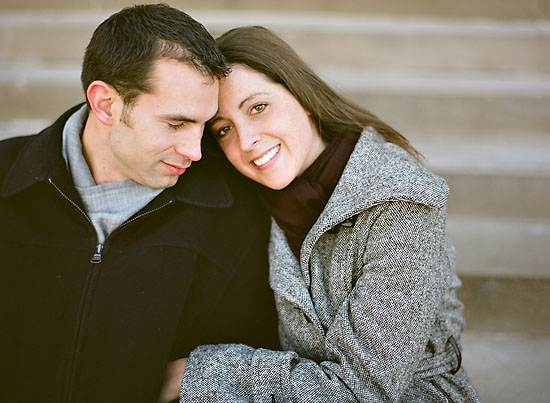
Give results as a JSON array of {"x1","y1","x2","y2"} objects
[{"x1": 179, "y1": 26, "x2": 479, "y2": 402}]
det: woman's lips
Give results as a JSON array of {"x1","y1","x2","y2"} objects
[{"x1": 252, "y1": 144, "x2": 280, "y2": 168}]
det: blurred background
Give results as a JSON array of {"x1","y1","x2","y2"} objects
[{"x1": 1, "y1": 1, "x2": 549, "y2": 401}]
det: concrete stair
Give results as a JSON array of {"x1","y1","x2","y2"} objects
[{"x1": 1, "y1": 1, "x2": 549, "y2": 401}]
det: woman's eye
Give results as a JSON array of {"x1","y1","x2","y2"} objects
[
  {"x1": 216, "y1": 125, "x2": 232, "y2": 137},
  {"x1": 251, "y1": 104, "x2": 266, "y2": 114}
]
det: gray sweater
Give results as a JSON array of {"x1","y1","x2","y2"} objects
[
  {"x1": 180, "y1": 129, "x2": 479, "y2": 402},
  {"x1": 62, "y1": 104, "x2": 161, "y2": 244}
]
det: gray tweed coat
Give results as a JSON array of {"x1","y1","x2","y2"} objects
[{"x1": 180, "y1": 129, "x2": 479, "y2": 402}]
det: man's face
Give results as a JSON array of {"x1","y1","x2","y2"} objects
[{"x1": 106, "y1": 59, "x2": 219, "y2": 189}]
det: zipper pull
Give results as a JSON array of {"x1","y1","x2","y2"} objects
[{"x1": 90, "y1": 243, "x2": 103, "y2": 264}]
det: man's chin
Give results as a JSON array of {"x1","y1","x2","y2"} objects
[{"x1": 139, "y1": 176, "x2": 179, "y2": 190}]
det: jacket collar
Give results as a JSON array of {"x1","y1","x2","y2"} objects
[{"x1": 0, "y1": 104, "x2": 233, "y2": 209}]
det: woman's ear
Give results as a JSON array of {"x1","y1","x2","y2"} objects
[{"x1": 86, "y1": 80, "x2": 118, "y2": 126}]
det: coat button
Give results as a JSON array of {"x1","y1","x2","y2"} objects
[{"x1": 328, "y1": 215, "x2": 357, "y2": 233}]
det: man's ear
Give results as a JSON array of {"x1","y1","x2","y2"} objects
[{"x1": 86, "y1": 80, "x2": 119, "y2": 126}]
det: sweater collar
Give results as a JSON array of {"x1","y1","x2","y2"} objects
[{"x1": 1, "y1": 104, "x2": 233, "y2": 209}]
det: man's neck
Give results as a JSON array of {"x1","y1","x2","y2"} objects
[{"x1": 81, "y1": 113, "x2": 125, "y2": 185}]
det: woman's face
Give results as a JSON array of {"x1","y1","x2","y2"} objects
[{"x1": 209, "y1": 64, "x2": 326, "y2": 190}]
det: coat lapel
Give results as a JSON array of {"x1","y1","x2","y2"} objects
[{"x1": 268, "y1": 220, "x2": 321, "y2": 326}]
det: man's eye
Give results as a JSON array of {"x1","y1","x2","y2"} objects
[
  {"x1": 251, "y1": 104, "x2": 266, "y2": 114},
  {"x1": 168, "y1": 122, "x2": 185, "y2": 130}
]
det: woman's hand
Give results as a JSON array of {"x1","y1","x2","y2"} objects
[{"x1": 158, "y1": 357, "x2": 188, "y2": 403}]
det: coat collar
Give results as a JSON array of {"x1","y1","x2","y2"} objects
[
  {"x1": 0, "y1": 104, "x2": 233, "y2": 209},
  {"x1": 299, "y1": 127, "x2": 449, "y2": 271}
]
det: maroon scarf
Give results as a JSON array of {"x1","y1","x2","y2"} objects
[{"x1": 260, "y1": 135, "x2": 357, "y2": 259}]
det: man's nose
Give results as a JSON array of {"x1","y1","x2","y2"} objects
[{"x1": 174, "y1": 128, "x2": 202, "y2": 161}]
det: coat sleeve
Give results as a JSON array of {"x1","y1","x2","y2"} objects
[{"x1": 180, "y1": 201, "x2": 450, "y2": 402}]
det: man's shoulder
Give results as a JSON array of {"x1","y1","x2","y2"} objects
[
  {"x1": 0, "y1": 105, "x2": 84, "y2": 188},
  {"x1": 0, "y1": 133, "x2": 35, "y2": 151},
  {"x1": 0, "y1": 134, "x2": 36, "y2": 178}
]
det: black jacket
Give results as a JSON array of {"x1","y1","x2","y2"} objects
[{"x1": 0, "y1": 105, "x2": 279, "y2": 403}]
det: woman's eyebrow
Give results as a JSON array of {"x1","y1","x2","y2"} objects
[
  {"x1": 209, "y1": 92, "x2": 271, "y2": 124},
  {"x1": 208, "y1": 116, "x2": 223, "y2": 125},
  {"x1": 239, "y1": 92, "x2": 269, "y2": 109}
]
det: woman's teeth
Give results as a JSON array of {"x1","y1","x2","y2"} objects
[{"x1": 253, "y1": 145, "x2": 280, "y2": 166}]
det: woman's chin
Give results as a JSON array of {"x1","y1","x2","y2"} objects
[
  {"x1": 240, "y1": 166, "x2": 295, "y2": 190},
  {"x1": 260, "y1": 176, "x2": 293, "y2": 191}
]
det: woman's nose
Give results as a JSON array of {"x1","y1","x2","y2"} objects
[{"x1": 239, "y1": 129, "x2": 261, "y2": 151}]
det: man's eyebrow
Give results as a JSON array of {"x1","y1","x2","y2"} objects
[{"x1": 158, "y1": 114, "x2": 197, "y2": 123}]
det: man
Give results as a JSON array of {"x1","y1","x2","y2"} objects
[{"x1": 0, "y1": 4, "x2": 279, "y2": 403}]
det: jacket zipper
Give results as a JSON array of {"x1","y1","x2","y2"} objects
[
  {"x1": 86, "y1": 200, "x2": 174, "y2": 263},
  {"x1": 48, "y1": 178, "x2": 102, "y2": 403},
  {"x1": 48, "y1": 177, "x2": 173, "y2": 402},
  {"x1": 110, "y1": 199, "x2": 174, "y2": 233},
  {"x1": 48, "y1": 178, "x2": 101, "y2": 263},
  {"x1": 49, "y1": 178, "x2": 173, "y2": 262},
  {"x1": 87, "y1": 200, "x2": 173, "y2": 264},
  {"x1": 90, "y1": 243, "x2": 103, "y2": 263}
]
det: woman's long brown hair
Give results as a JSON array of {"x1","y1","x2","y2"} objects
[{"x1": 216, "y1": 26, "x2": 421, "y2": 159}]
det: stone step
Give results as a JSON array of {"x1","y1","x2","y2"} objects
[
  {"x1": 461, "y1": 332, "x2": 550, "y2": 403},
  {"x1": 1, "y1": 63, "x2": 548, "y2": 137},
  {"x1": 422, "y1": 139, "x2": 550, "y2": 221},
  {"x1": 458, "y1": 276, "x2": 550, "y2": 335},
  {"x1": 418, "y1": 140, "x2": 550, "y2": 176},
  {"x1": 0, "y1": 119, "x2": 52, "y2": 140},
  {"x1": 1, "y1": 0, "x2": 548, "y2": 20},
  {"x1": 1, "y1": 11, "x2": 549, "y2": 74},
  {"x1": 325, "y1": 69, "x2": 550, "y2": 139},
  {"x1": 441, "y1": 171, "x2": 550, "y2": 221},
  {"x1": 448, "y1": 218, "x2": 550, "y2": 278},
  {"x1": 459, "y1": 276, "x2": 550, "y2": 401},
  {"x1": 458, "y1": 275, "x2": 550, "y2": 401}
]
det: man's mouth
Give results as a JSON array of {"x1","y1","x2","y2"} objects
[{"x1": 163, "y1": 161, "x2": 189, "y2": 175}]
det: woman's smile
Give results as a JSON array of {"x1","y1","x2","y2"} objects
[{"x1": 252, "y1": 144, "x2": 280, "y2": 168}]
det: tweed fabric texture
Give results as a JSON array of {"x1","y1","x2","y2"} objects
[{"x1": 181, "y1": 129, "x2": 479, "y2": 402}]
